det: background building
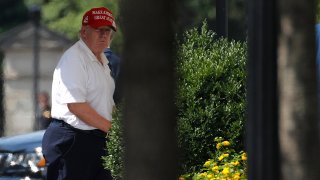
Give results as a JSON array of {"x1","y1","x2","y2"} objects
[{"x1": 0, "y1": 22, "x2": 72, "y2": 136}]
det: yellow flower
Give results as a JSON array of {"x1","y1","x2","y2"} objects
[
  {"x1": 207, "y1": 174, "x2": 213, "y2": 178},
  {"x1": 218, "y1": 153, "x2": 229, "y2": 161},
  {"x1": 222, "y1": 167, "x2": 230, "y2": 175},
  {"x1": 204, "y1": 160, "x2": 211, "y2": 167},
  {"x1": 222, "y1": 141, "x2": 231, "y2": 146},
  {"x1": 241, "y1": 152, "x2": 247, "y2": 161},
  {"x1": 200, "y1": 172, "x2": 207, "y2": 177},
  {"x1": 179, "y1": 177, "x2": 185, "y2": 180},
  {"x1": 212, "y1": 165, "x2": 219, "y2": 172},
  {"x1": 216, "y1": 143, "x2": 222, "y2": 149},
  {"x1": 231, "y1": 161, "x2": 240, "y2": 166},
  {"x1": 233, "y1": 172, "x2": 241, "y2": 180}
]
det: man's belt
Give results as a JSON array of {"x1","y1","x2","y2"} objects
[{"x1": 52, "y1": 118, "x2": 108, "y2": 138}]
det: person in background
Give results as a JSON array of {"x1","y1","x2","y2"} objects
[
  {"x1": 104, "y1": 34, "x2": 121, "y2": 104},
  {"x1": 104, "y1": 42, "x2": 120, "y2": 80},
  {"x1": 42, "y1": 7, "x2": 116, "y2": 180},
  {"x1": 36, "y1": 91, "x2": 51, "y2": 130}
]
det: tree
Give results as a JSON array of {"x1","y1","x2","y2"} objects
[
  {"x1": 41, "y1": 0, "x2": 116, "y2": 40},
  {"x1": 317, "y1": 0, "x2": 320, "y2": 22},
  {"x1": 30, "y1": 0, "x2": 123, "y2": 53},
  {"x1": 278, "y1": 0, "x2": 320, "y2": 179},
  {"x1": 0, "y1": 0, "x2": 29, "y2": 33},
  {"x1": 120, "y1": 0, "x2": 177, "y2": 179},
  {"x1": 176, "y1": 0, "x2": 247, "y2": 41},
  {"x1": 0, "y1": 52, "x2": 4, "y2": 137}
]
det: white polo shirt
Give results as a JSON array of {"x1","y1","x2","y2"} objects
[{"x1": 51, "y1": 39, "x2": 115, "y2": 130}]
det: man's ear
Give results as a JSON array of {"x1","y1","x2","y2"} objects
[{"x1": 80, "y1": 26, "x2": 88, "y2": 38}]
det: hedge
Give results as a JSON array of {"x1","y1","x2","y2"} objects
[{"x1": 176, "y1": 22, "x2": 247, "y2": 174}]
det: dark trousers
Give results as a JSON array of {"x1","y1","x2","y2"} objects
[{"x1": 42, "y1": 119, "x2": 112, "y2": 180}]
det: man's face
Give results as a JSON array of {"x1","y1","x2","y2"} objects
[{"x1": 82, "y1": 25, "x2": 112, "y2": 56}]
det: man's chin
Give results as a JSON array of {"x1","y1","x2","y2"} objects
[
  {"x1": 95, "y1": 46, "x2": 106, "y2": 52},
  {"x1": 97, "y1": 44, "x2": 107, "y2": 49}
]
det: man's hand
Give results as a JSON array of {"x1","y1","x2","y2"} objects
[{"x1": 67, "y1": 102, "x2": 111, "y2": 133}]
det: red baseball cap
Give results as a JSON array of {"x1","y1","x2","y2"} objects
[{"x1": 82, "y1": 7, "x2": 117, "y2": 31}]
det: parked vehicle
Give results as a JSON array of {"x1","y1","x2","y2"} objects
[{"x1": 0, "y1": 130, "x2": 46, "y2": 180}]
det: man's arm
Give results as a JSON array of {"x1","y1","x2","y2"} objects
[{"x1": 67, "y1": 102, "x2": 111, "y2": 133}]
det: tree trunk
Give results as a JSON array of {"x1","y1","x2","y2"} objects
[
  {"x1": 278, "y1": 0, "x2": 320, "y2": 179},
  {"x1": 0, "y1": 51, "x2": 4, "y2": 136},
  {"x1": 120, "y1": 0, "x2": 178, "y2": 179}
]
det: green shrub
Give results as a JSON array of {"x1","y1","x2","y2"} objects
[
  {"x1": 103, "y1": 106, "x2": 124, "y2": 180},
  {"x1": 176, "y1": 22, "x2": 247, "y2": 174}
]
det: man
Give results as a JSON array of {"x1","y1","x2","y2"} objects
[
  {"x1": 104, "y1": 43, "x2": 120, "y2": 81},
  {"x1": 42, "y1": 7, "x2": 116, "y2": 180},
  {"x1": 36, "y1": 91, "x2": 52, "y2": 130}
]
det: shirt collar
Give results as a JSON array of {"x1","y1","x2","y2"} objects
[{"x1": 79, "y1": 38, "x2": 109, "y2": 65}]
